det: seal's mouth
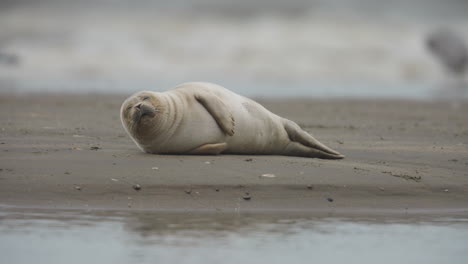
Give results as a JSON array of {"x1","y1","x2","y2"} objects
[
  {"x1": 141, "y1": 111, "x2": 155, "y2": 118},
  {"x1": 132, "y1": 103, "x2": 156, "y2": 124}
]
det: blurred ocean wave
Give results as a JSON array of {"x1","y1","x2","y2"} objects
[{"x1": 0, "y1": 0, "x2": 467, "y2": 98}]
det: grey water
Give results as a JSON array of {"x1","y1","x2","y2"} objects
[
  {"x1": 1, "y1": 209, "x2": 468, "y2": 264},
  {"x1": 1, "y1": 0, "x2": 468, "y2": 99}
]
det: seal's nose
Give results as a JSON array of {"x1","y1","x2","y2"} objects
[{"x1": 135, "y1": 103, "x2": 142, "y2": 109}]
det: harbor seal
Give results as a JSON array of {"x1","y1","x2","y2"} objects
[{"x1": 120, "y1": 82, "x2": 344, "y2": 159}]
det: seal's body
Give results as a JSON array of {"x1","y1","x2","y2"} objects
[{"x1": 121, "y1": 82, "x2": 343, "y2": 159}]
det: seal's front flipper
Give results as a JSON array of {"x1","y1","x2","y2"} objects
[
  {"x1": 195, "y1": 93, "x2": 235, "y2": 136},
  {"x1": 188, "y1": 142, "x2": 228, "y2": 155},
  {"x1": 283, "y1": 118, "x2": 344, "y2": 158}
]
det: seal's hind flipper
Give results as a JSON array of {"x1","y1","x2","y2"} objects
[
  {"x1": 188, "y1": 142, "x2": 228, "y2": 155},
  {"x1": 283, "y1": 142, "x2": 344, "y2": 159},
  {"x1": 195, "y1": 92, "x2": 235, "y2": 136},
  {"x1": 283, "y1": 118, "x2": 344, "y2": 158}
]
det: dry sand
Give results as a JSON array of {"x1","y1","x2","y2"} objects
[{"x1": 0, "y1": 93, "x2": 467, "y2": 216}]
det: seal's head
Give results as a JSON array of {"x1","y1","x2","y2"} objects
[{"x1": 120, "y1": 91, "x2": 166, "y2": 143}]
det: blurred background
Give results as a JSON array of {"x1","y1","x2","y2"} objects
[{"x1": 0, "y1": 0, "x2": 467, "y2": 98}]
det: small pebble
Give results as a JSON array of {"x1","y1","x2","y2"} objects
[
  {"x1": 260, "y1": 173, "x2": 276, "y2": 178},
  {"x1": 204, "y1": 161, "x2": 211, "y2": 164},
  {"x1": 326, "y1": 197, "x2": 334, "y2": 202},
  {"x1": 132, "y1": 184, "x2": 142, "y2": 191},
  {"x1": 215, "y1": 188, "x2": 220, "y2": 192},
  {"x1": 90, "y1": 146, "x2": 101, "y2": 150},
  {"x1": 152, "y1": 167, "x2": 159, "y2": 170},
  {"x1": 242, "y1": 192, "x2": 251, "y2": 201},
  {"x1": 244, "y1": 158, "x2": 253, "y2": 162},
  {"x1": 307, "y1": 184, "x2": 313, "y2": 190},
  {"x1": 74, "y1": 186, "x2": 82, "y2": 191},
  {"x1": 184, "y1": 189, "x2": 192, "y2": 194},
  {"x1": 443, "y1": 189, "x2": 449, "y2": 192}
]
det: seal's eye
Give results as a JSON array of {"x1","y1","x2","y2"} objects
[
  {"x1": 142, "y1": 96, "x2": 150, "y2": 101},
  {"x1": 126, "y1": 106, "x2": 132, "y2": 111}
]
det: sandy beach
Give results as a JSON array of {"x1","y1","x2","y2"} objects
[{"x1": 0, "y1": 93, "x2": 466, "y2": 215}]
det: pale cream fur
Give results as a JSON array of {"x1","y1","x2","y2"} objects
[{"x1": 120, "y1": 82, "x2": 344, "y2": 159}]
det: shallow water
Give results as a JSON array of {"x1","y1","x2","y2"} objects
[{"x1": 1, "y1": 209, "x2": 467, "y2": 264}]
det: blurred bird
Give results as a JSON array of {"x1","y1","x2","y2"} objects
[
  {"x1": 426, "y1": 29, "x2": 468, "y2": 106},
  {"x1": 426, "y1": 28, "x2": 467, "y2": 76}
]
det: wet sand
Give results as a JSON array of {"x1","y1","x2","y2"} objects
[{"x1": 0, "y1": 93, "x2": 467, "y2": 215}]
